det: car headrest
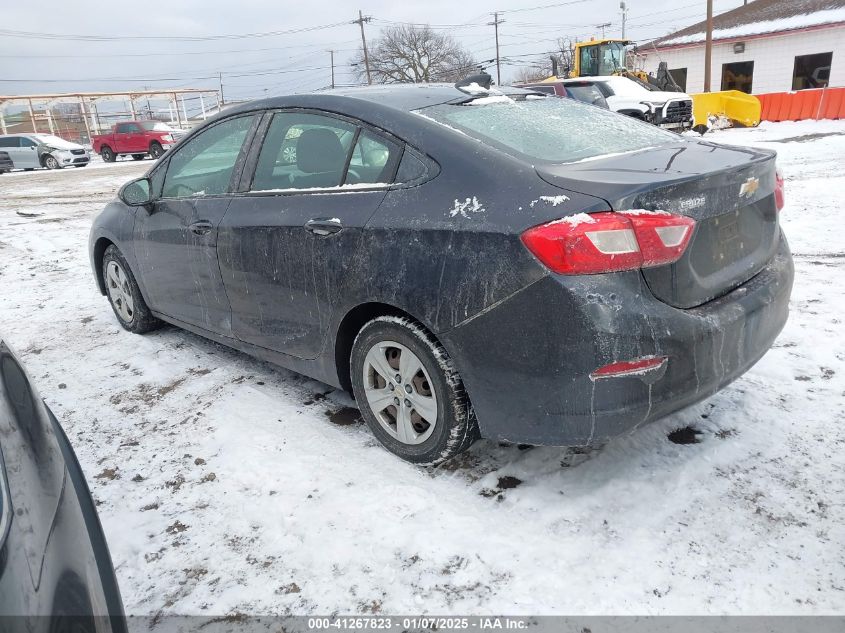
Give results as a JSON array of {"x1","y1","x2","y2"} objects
[{"x1": 296, "y1": 128, "x2": 345, "y2": 174}]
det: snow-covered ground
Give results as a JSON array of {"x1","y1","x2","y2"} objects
[{"x1": 0, "y1": 120, "x2": 842, "y2": 617}]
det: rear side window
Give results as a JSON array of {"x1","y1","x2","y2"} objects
[
  {"x1": 251, "y1": 112, "x2": 398, "y2": 191},
  {"x1": 418, "y1": 97, "x2": 676, "y2": 164},
  {"x1": 0, "y1": 137, "x2": 19, "y2": 148},
  {"x1": 116, "y1": 123, "x2": 141, "y2": 134},
  {"x1": 395, "y1": 149, "x2": 428, "y2": 184}
]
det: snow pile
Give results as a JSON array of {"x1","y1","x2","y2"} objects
[
  {"x1": 660, "y1": 7, "x2": 845, "y2": 46},
  {"x1": 468, "y1": 95, "x2": 514, "y2": 106},
  {"x1": 547, "y1": 212, "x2": 596, "y2": 227},
  {"x1": 530, "y1": 195, "x2": 571, "y2": 207},
  {"x1": 449, "y1": 196, "x2": 485, "y2": 218}
]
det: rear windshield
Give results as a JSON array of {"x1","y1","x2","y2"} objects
[{"x1": 417, "y1": 97, "x2": 677, "y2": 164}]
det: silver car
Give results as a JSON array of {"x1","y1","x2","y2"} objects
[{"x1": 0, "y1": 133, "x2": 91, "y2": 170}]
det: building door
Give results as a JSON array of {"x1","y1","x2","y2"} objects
[{"x1": 721, "y1": 61, "x2": 754, "y2": 93}]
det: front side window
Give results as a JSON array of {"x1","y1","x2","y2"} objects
[
  {"x1": 162, "y1": 115, "x2": 254, "y2": 199},
  {"x1": 419, "y1": 97, "x2": 676, "y2": 164},
  {"x1": 20, "y1": 137, "x2": 37, "y2": 148}
]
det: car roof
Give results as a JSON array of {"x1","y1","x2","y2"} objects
[{"x1": 240, "y1": 83, "x2": 539, "y2": 113}]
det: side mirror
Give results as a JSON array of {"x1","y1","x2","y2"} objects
[{"x1": 120, "y1": 177, "x2": 152, "y2": 207}]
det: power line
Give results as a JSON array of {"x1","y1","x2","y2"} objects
[{"x1": 0, "y1": 21, "x2": 349, "y2": 42}]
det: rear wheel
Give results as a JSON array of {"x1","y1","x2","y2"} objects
[
  {"x1": 149, "y1": 141, "x2": 164, "y2": 158},
  {"x1": 102, "y1": 245, "x2": 161, "y2": 334},
  {"x1": 43, "y1": 154, "x2": 61, "y2": 169},
  {"x1": 100, "y1": 146, "x2": 116, "y2": 163},
  {"x1": 131, "y1": 153, "x2": 145, "y2": 161},
  {"x1": 351, "y1": 316, "x2": 479, "y2": 465}
]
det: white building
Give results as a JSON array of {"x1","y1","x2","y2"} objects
[{"x1": 640, "y1": 0, "x2": 845, "y2": 95}]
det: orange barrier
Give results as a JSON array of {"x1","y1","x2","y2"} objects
[{"x1": 758, "y1": 87, "x2": 845, "y2": 122}]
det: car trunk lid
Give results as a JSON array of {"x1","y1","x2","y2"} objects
[{"x1": 535, "y1": 140, "x2": 780, "y2": 308}]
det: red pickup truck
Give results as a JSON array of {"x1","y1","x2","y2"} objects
[{"x1": 91, "y1": 121, "x2": 183, "y2": 162}]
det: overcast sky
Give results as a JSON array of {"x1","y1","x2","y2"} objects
[{"x1": 1, "y1": 0, "x2": 747, "y2": 115}]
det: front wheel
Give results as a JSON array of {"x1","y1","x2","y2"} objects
[
  {"x1": 102, "y1": 245, "x2": 162, "y2": 334},
  {"x1": 149, "y1": 142, "x2": 164, "y2": 159},
  {"x1": 43, "y1": 154, "x2": 61, "y2": 169},
  {"x1": 351, "y1": 316, "x2": 479, "y2": 465}
]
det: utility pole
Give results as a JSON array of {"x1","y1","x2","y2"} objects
[
  {"x1": 488, "y1": 12, "x2": 505, "y2": 85},
  {"x1": 704, "y1": 0, "x2": 713, "y2": 92},
  {"x1": 219, "y1": 72, "x2": 225, "y2": 104},
  {"x1": 329, "y1": 50, "x2": 335, "y2": 88},
  {"x1": 620, "y1": 1, "x2": 628, "y2": 39},
  {"x1": 354, "y1": 10, "x2": 372, "y2": 85},
  {"x1": 597, "y1": 22, "x2": 611, "y2": 38}
]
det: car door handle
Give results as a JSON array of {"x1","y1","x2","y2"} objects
[
  {"x1": 189, "y1": 220, "x2": 213, "y2": 235},
  {"x1": 304, "y1": 218, "x2": 343, "y2": 236}
]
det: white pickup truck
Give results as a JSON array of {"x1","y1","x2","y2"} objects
[{"x1": 560, "y1": 75, "x2": 694, "y2": 132}]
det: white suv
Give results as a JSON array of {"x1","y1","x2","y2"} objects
[
  {"x1": 561, "y1": 76, "x2": 694, "y2": 132},
  {"x1": 0, "y1": 133, "x2": 90, "y2": 170}
]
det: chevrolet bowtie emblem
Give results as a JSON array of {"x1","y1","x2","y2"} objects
[{"x1": 740, "y1": 176, "x2": 759, "y2": 197}]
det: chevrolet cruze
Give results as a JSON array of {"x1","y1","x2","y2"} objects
[{"x1": 88, "y1": 79, "x2": 793, "y2": 464}]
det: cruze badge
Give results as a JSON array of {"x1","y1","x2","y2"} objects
[{"x1": 740, "y1": 176, "x2": 759, "y2": 198}]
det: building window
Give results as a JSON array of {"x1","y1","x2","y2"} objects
[
  {"x1": 668, "y1": 68, "x2": 687, "y2": 91},
  {"x1": 721, "y1": 61, "x2": 754, "y2": 93},
  {"x1": 792, "y1": 52, "x2": 832, "y2": 90}
]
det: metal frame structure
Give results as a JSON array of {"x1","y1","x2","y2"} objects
[{"x1": 0, "y1": 88, "x2": 221, "y2": 139}]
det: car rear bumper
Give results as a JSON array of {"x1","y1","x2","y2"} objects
[{"x1": 440, "y1": 232, "x2": 794, "y2": 446}]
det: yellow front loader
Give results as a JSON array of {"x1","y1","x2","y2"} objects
[{"x1": 566, "y1": 38, "x2": 761, "y2": 130}]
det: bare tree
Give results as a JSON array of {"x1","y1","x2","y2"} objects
[
  {"x1": 352, "y1": 24, "x2": 478, "y2": 84},
  {"x1": 512, "y1": 66, "x2": 552, "y2": 84}
]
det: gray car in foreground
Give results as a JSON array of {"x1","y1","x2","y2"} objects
[
  {"x1": 0, "y1": 339, "x2": 126, "y2": 630},
  {"x1": 88, "y1": 80, "x2": 793, "y2": 465}
]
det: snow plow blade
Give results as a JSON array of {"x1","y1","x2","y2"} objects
[{"x1": 691, "y1": 90, "x2": 761, "y2": 128}]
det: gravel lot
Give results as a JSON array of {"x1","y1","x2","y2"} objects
[{"x1": 0, "y1": 123, "x2": 842, "y2": 618}]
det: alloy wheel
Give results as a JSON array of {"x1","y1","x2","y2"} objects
[
  {"x1": 45, "y1": 155, "x2": 59, "y2": 169},
  {"x1": 106, "y1": 261, "x2": 135, "y2": 323},
  {"x1": 362, "y1": 340, "x2": 437, "y2": 445}
]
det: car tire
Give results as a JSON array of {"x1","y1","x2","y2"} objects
[
  {"x1": 43, "y1": 154, "x2": 61, "y2": 169},
  {"x1": 131, "y1": 154, "x2": 145, "y2": 161},
  {"x1": 102, "y1": 245, "x2": 162, "y2": 334},
  {"x1": 149, "y1": 142, "x2": 164, "y2": 159},
  {"x1": 351, "y1": 316, "x2": 479, "y2": 465},
  {"x1": 100, "y1": 146, "x2": 116, "y2": 163}
]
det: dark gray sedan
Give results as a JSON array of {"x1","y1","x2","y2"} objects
[{"x1": 89, "y1": 80, "x2": 793, "y2": 465}]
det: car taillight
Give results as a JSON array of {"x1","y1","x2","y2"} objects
[
  {"x1": 775, "y1": 167, "x2": 785, "y2": 211},
  {"x1": 520, "y1": 211, "x2": 695, "y2": 275}
]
